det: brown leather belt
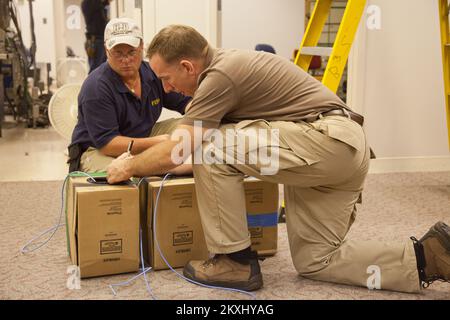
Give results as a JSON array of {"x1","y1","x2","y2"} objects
[
  {"x1": 306, "y1": 108, "x2": 364, "y2": 126},
  {"x1": 305, "y1": 109, "x2": 374, "y2": 158}
]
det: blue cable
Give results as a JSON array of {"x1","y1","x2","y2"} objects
[
  {"x1": 109, "y1": 266, "x2": 152, "y2": 295},
  {"x1": 21, "y1": 171, "x2": 257, "y2": 299},
  {"x1": 138, "y1": 227, "x2": 157, "y2": 299},
  {"x1": 109, "y1": 228, "x2": 156, "y2": 299},
  {"x1": 20, "y1": 171, "x2": 97, "y2": 254},
  {"x1": 20, "y1": 171, "x2": 157, "y2": 299},
  {"x1": 152, "y1": 173, "x2": 256, "y2": 300}
]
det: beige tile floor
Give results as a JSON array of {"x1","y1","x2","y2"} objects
[{"x1": 0, "y1": 120, "x2": 69, "y2": 182}]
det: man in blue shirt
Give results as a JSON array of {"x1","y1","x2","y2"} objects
[{"x1": 68, "y1": 18, "x2": 191, "y2": 173}]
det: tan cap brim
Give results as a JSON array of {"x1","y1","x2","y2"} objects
[{"x1": 105, "y1": 36, "x2": 141, "y2": 50}]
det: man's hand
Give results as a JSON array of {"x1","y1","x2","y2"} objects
[
  {"x1": 169, "y1": 163, "x2": 193, "y2": 176},
  {"x1": 168, "y1": 154, "x2": 193, "y2": 176},
  {"x1": 153, "y1": 134, "x2": 170, "y2": 143},
  {"x1": 107, "y1": 152, "x2": 134, "y2": 184},
  {"x1": 105, "y1": 124, "x2": 207, "y2": 179}
]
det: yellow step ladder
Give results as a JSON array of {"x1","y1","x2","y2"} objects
[
  {"x1": 439, "y1": 0, "x2": 450, "y2": 148},
  {"x1": 279, "y1": 0, "x2": 367, "y2": 222},
  {"x1": 294, "y1": 0, "x2": 367, "y2": 93}
]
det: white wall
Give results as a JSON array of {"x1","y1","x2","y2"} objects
[
  {"x1": 140, "y1": 0, "x2": 219, "y2": 50},
  {"x1": 13, "y1": 0, "x2": 90, "y2": 85},
  {"x1": 138, "y1": 0, "x2": 220, "y2": 121},
  {"x1": 221, "y1": 0, "x2": 305, "y2": 60},
  {"x1": 62, "y1": 0, "x2": 88, "y2": 60},
  {"x1": 13, "y1": 0, "x2": 57, "y2": 80},
  {"x1": 53, "y1": 0, "x2": 89, "y2": 87},
  {"x1": 349, "y1": 0, "x2": 449, "y2": 164}
]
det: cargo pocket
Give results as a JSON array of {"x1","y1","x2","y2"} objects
[
  {"x1": 216, "y1": 120, "x2": 321, "y2": 173},
  {"x1": 272, "y1": 121, "x2": 320, "y2": 170},
  {"x1": 231, "y1": 119, "x2": 279, "y2": 169},
  {"x1": 312, "y1": 117, "x2": 364, "y2": 151}
]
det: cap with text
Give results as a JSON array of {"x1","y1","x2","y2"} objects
[{"x1": 104, "y1": 18, "x2": 143, "y2": 50}]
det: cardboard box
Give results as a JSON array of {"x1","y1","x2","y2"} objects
[
  {"x1": 140, "y1": 176, "x2": 278, "y2": 270},
  {"x1": 140, "y1": 177, "x2": 209, "y2": 271},
  {"x1": 65, "y1": 176, "x2": 140, "y2": 278},
  {"x1": 244, "y1": 178, "x2": 279, "y2": 256}
]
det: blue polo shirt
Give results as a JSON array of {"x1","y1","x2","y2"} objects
[{"x1": 70, "y1": 61, "x2": 190, "y2": 151}]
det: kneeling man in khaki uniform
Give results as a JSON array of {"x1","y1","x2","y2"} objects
[{"x1": 106, "y1": 25, "x2": 450, "y2": 293}]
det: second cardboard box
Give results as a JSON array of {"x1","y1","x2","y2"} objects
[{"x1": 140, "y1": 177, "x2": 278, "y2": 270}]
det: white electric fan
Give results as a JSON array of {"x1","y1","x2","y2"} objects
[
  {"x1": 48, "y1": 83, "x2": 81, "y2": 141},
  {"x1": 56, "y1": 58, "x2": 88, "y2": 88}
]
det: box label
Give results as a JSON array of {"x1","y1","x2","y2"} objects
[
  {"x1": 100, "y1": 239, "x2": 123, "y2": 254},
  {"x1": 172, "y1": 192, "x2": 194, "y2": 209},
  {"x1": 173, "y1": 231, "x2": 193, "y2": 246},
  {"x1": 99, "y1": 198, "x2": 123, "y2": 215},
  {"x1": 245, "y1": 188, "x2": 264, "y2": 204},
  {"x1": 249, "y1": 226, "x2": 263, "y2": 238}
]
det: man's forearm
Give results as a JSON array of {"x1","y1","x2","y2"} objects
[
  {"x1": 106, "y1": 125, "x2": 200, "y2": 184},
  {"x1": 100, "y1": 135, "x2": 169, "y2": 157},
  {"x1": 128, "y1": 139, "x2": 180, "y2": 177}
]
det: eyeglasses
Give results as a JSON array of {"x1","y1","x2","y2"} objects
[{"x1": 108, "y1": 49, "x2": 141, "y2": 61}]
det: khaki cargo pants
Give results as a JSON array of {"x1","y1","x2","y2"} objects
[
  {"x1": 192, "y1": 115, "x2": 421, "y2": 293},
  {"x1": 80, "y1": 118, "x2": 181, "y2": 172}
]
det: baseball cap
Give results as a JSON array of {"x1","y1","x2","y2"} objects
[{"x1": 104, "y1": 17, "x2": 143, "y2": 50}]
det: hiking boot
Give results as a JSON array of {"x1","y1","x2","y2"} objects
[
  {"x1": 183, "y1": 253, "x2": 263, "y2": 291},
  {"x1": 411, "y1": 221, "x2": 450, "y2": 288}
]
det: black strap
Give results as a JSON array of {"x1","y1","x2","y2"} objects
[
  {"x1": 410, "y1": 236, "x2": 428, "y2": 286},
  {"x1": 67, "y1": 144, "x2": 83, "y2": 173}
]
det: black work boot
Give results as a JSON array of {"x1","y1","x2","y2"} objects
[
  {"x1": 411, "y1": 221, "x2": 450, "y2": 288},
  {"x1": 183, "y1": 247, "x2": 263, "y2": 291}
]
